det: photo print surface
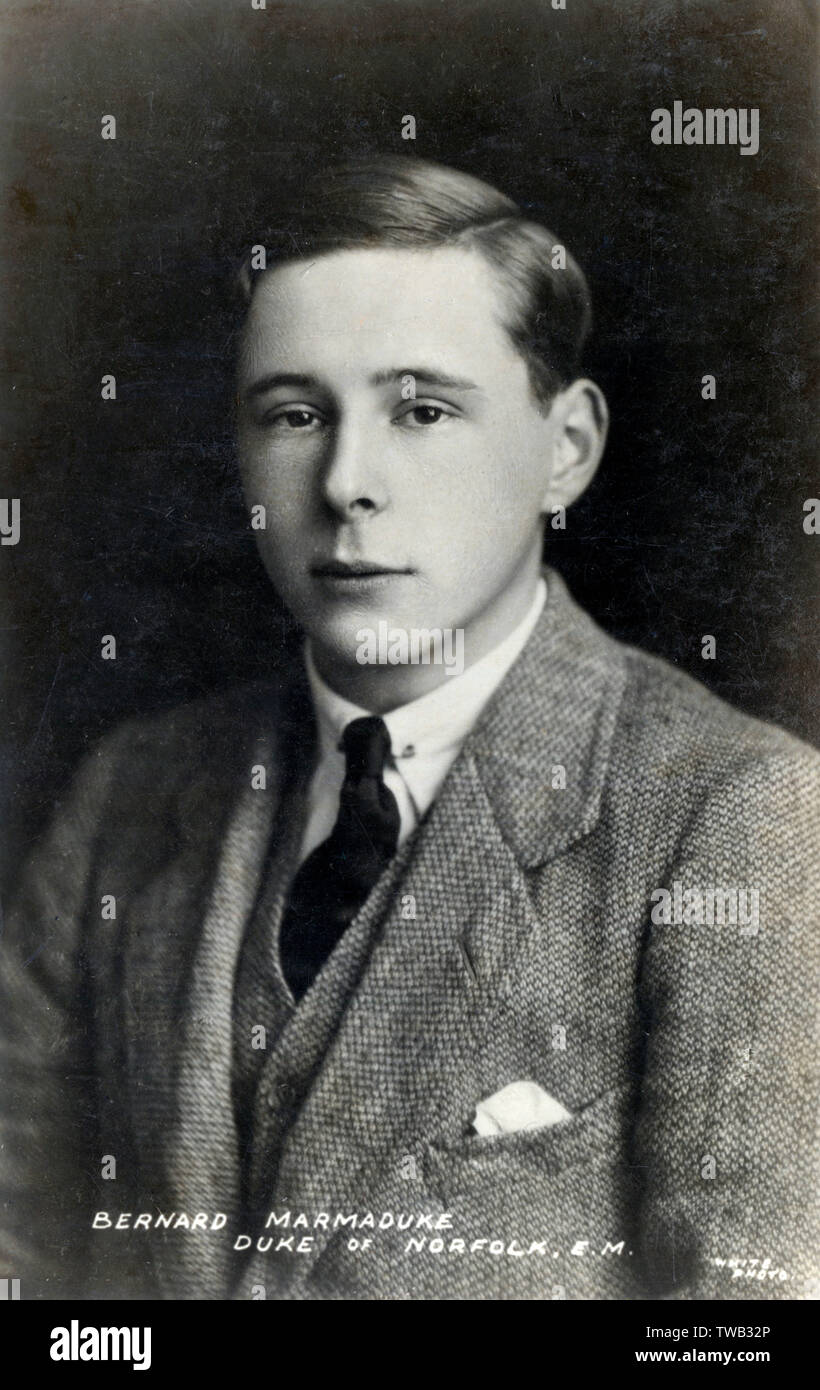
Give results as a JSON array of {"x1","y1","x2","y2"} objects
[{"x1": 1, "y1": 0, "x2": 817, "y2": 1304}]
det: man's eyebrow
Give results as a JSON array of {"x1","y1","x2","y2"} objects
[
  {"x1": 368, "y1": 366, "x2": 482, "y2": 391},
  {"x1": 244, "y1": 372, "x2": 323, "y2": 400},
  {"x1": 243, "y1": 366, "x2": 483, "y2": 400}
]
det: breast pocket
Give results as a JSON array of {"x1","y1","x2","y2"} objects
[
  {"x1": 413, "y1": 1083, "x2": 641, "y2": 1297},
  {"x1": 422, "y1": 1084, "x2": 634, "y2": 1196}
]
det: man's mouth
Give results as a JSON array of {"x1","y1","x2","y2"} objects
[{"x1": 310, "y1": 560, "x2": 413, "y2": 579}]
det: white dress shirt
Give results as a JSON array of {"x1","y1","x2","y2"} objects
[{"x1": 298, "y1": 577, "x2": 547, "y2": 863}]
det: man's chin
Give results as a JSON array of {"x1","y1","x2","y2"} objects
[
  {"x1": 304, "y1": 598, "x2": 475, "y2": 691},
  {"x1": 301, "y1": 612, "x2": 396, "y2": 671},
  {"x1": 296, "y1": 596, "x2": 435, "y2": 656}
]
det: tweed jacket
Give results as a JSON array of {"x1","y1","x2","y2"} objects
[{"x1": 1, "y1": 568, "x2": 818, "y2": 1302}]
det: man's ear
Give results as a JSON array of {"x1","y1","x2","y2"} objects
[{"x1": 542, "y1": 378, "x2": 609, "y2": 511}]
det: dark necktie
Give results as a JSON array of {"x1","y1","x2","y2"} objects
[{"x1": 279, "y1": 715, "x2": 401, "y2": 1001}]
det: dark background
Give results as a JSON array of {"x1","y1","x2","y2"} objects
[{"x1": 1, "y1": 0, "x2": 817, "y2": 888}]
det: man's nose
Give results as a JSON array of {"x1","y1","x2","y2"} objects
[{"x1": 320, "y1": 416, "x2": 389, "y2": 519}]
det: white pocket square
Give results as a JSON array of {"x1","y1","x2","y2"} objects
[{"x1": 472, "y1": 1080, "x2": 573, "y2": 1136}]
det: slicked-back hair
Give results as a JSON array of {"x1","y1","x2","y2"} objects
[{"x1": 236, "y1": 156, "x2": 592, "y2": 407}]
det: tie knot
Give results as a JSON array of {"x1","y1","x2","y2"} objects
[{"x1": 341, "y1": 716, "x2": 392, "y2": 779}]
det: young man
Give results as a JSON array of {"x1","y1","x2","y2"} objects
[{"x1": 1, "y1": 156, "x2": 817, "y2": 1302}]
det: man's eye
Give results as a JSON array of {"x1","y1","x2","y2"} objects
[
  {"x1": 265, "y1": 408, "x2": 323, "y2": 430},
  {"x1": 396, "y1": 403, "x2": 454, "y2": 428}
]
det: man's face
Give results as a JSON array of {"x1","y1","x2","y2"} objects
[{"x1": 236, "y1": 244, "x2": 562, "y2": 695}]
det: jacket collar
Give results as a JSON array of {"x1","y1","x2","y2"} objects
[{"x1": 464, "y1": 566, "x2": 627, "y2": 868}]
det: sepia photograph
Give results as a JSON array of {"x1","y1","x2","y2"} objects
[{"x1": 1, "y1": 0, "x2": 817, "y2": 1318}]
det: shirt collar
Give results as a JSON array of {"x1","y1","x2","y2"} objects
[{"x1": 304, "y1": 577, "x2": 548, "y2": 766}]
